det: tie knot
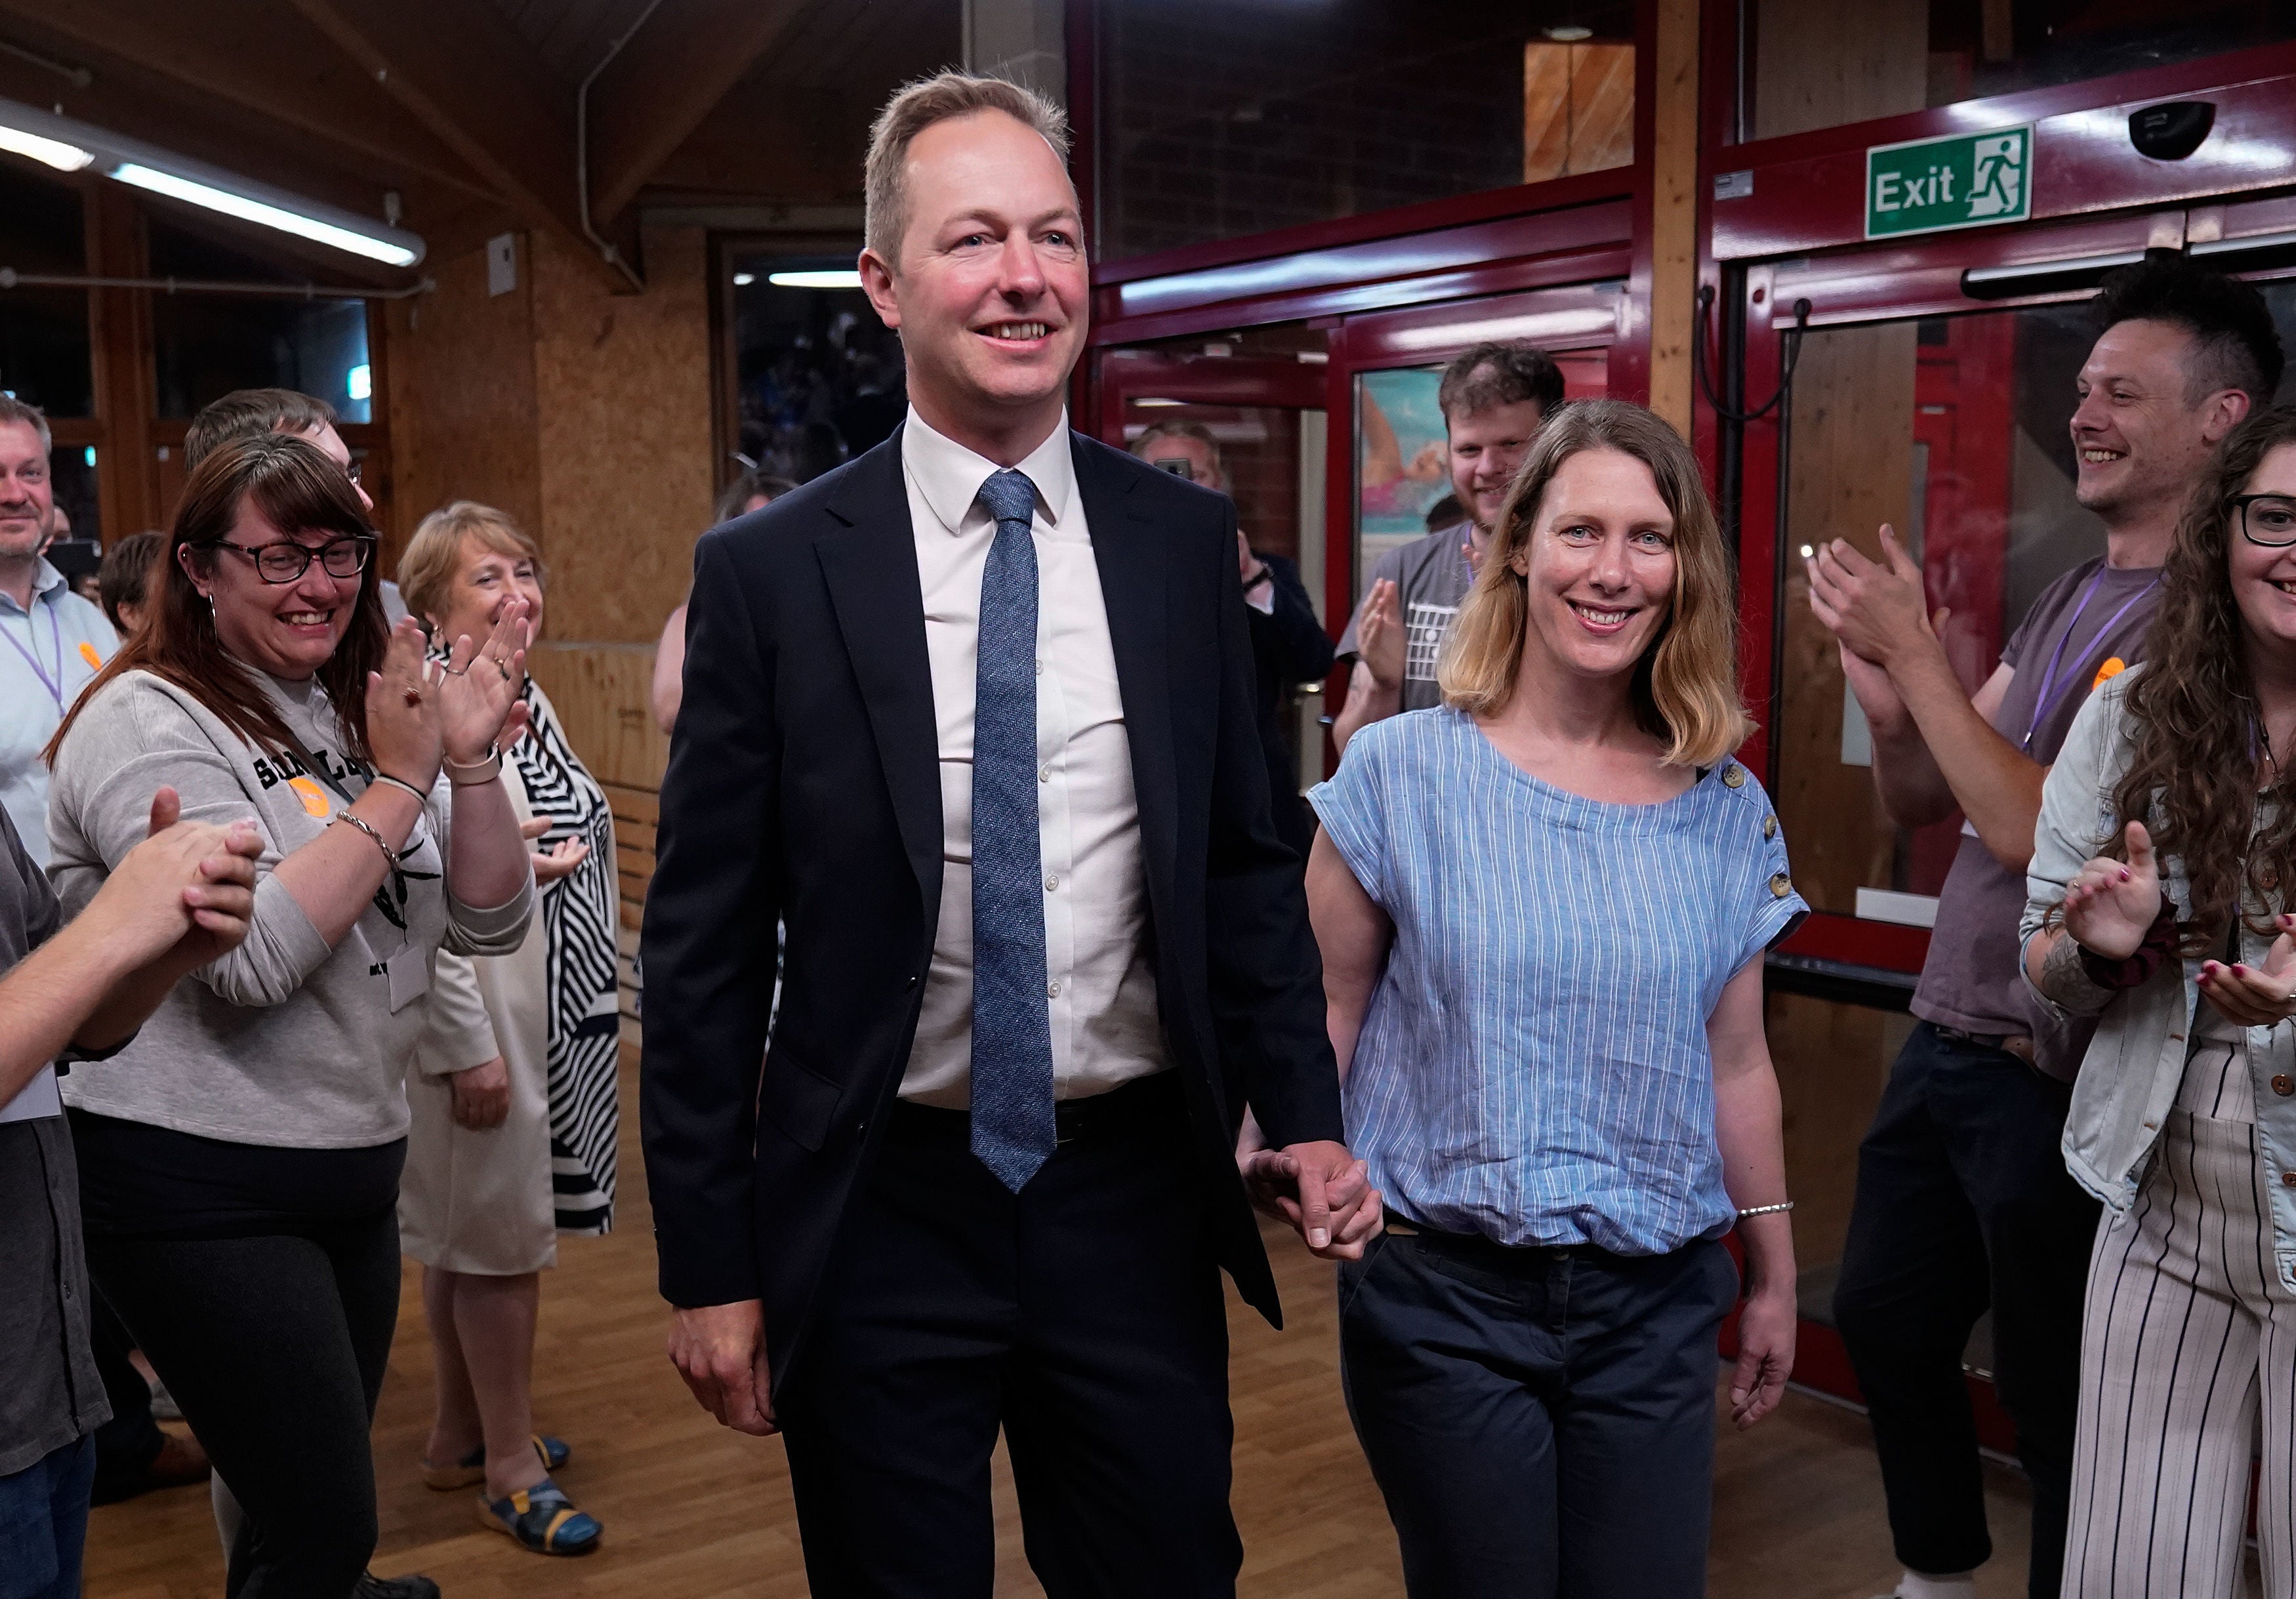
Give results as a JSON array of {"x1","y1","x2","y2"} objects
[{"x1": 977, "y1": 468, "x2": 1037, "y2": 530}]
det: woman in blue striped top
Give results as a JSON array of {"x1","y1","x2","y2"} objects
[{"x1": 1303, "y1": 400, "x2": 1805, "y2": 1598}]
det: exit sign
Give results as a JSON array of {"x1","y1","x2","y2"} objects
[{"x1": 1864, "y1": 125, "x2": 2034, "y2": 239}]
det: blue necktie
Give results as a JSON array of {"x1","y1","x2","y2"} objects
[{"x1": 970, "y1": 468, "x2": 1056, "y2": 1192}]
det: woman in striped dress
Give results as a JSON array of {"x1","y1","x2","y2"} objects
[
  {"x1": 394, "y1": 503, "x2": 619, "y2": 1555},
  {"x1": 2022, "y1": 406, "x2": 2296, "y2": 1598}
]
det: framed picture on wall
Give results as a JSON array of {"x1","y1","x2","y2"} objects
[{"x1": 1354, "y1": 365, "x2": 1449, "y2": 596}]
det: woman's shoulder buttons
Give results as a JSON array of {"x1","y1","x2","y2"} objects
[
  {"x1": 1763, "y1": 813, "x2": 1778, "y2": 841},
  {"x1": 1769, "y1": 871, "x2": 1794, "y2": 899},
  {"x1": 1721, "y1": 763, "x2": 1748, "y2": 788}
]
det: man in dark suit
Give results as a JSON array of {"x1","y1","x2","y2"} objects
[{"x1": 640, "y1": 71, "x2": 1378, "y2": 1598}]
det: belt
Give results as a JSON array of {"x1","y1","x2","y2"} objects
[
  {"x1": 888, "y1": 1068, "x2": 1182, "y2": 1148},
  {"x1": 1934, "y1": 1024, "x2": 2036, "y2": 1067}
]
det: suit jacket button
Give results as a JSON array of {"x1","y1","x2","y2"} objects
[{"x1": 2275, "y1": 1074, "x2": 2294, "y2": 1096}]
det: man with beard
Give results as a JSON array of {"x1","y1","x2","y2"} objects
[
  {"x1": 1805, "y1": 259, "x2": 2283, "y2": 1599},
  {"x1": 1331, "y1": 341, "x2": 1562, "y2": 752},
  {"x1": 0, "y1": 398, "x2": 112, "y2": 869}
]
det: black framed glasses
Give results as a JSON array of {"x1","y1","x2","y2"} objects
[
  {"x1": 210, "y1": 535, "x2": 375, "y2": 584},
  {"x1": 2232, "y1": 493, "x2": 2296, "y2": 547}
]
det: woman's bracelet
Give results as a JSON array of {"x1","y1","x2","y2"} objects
[
  {"x1": 333, "y1": 810, "x2": 402, "y2": 870},
  {"x1": 1735, "y1": 1201, "x2": 1795, "y2": 1218},
  {"x1": 2075, "y1": 892, "x2": 2179, "y2": 991},
  {"x1": 368, "y1": 772, "x2": 430, "y2": 806},
  {"x1": 442, "y1": 743, "x2": 502, "y2": 787}
]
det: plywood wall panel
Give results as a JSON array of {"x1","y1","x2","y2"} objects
[
  {"x1": 381, "y1": 237, "x2": 543, "y2": 558},
  {"x1": 531, "y1": 225, "x2": 716, "y2": 646},
  {"x1": 528, "y1": 642, "x2": 670, "y2": 793},
  {"x1": 1752, "y1": 0, "x2": 1927, "y2": 142}
]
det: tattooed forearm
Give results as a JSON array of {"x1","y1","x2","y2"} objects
[{"x1": 2036, "y1": 929, "x2": 2117, "y2": 1016}]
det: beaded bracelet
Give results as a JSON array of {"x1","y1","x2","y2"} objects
[{"x1": 1735, "y1": 1201, "x2": 1795, "y2": 1218}]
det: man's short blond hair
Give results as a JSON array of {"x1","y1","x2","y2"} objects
[{"x1": 863, "y1": 71, "x2": 1071, "y2": 268}]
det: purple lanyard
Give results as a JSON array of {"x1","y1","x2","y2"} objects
[
  {"x1": 0, "y1": 594, "x2": 64, "y2": 716},
  {"x1": 2021, "y1": 570, "x2": 2160, "y2": 752}
]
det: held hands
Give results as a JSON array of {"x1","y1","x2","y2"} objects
[
  {"x1": 449, "y1": 1056, "x2": 511, "y2": 1130},
  {"x1": 668, "y1": 1299, "x2": 777, "y2": 1436},
  {"x1": 1240, "y1": 1138, "x2": 1383, "y2": 1260},
  {"x1": 1729, "y1": 1285, "x2": 1796, "y2": 1430},
  {"x1": 2061, "y1": 821, "x2": 2162, "y2": 961},
  {"x1": 1803, "y1": 524, "x2": 1938, "y2": 671},
  {"x1": 2200, "y1": 912, "x2": 2296, "y2": 1026},
  {"x1": 89, "y1": 787, "x2": 264, "y2": 972},
  {"x1": 1357, "y1": 579, "x2": 1404, "y2": 691},
  {"x1": 521, "y1": 818, "x2": 592, "y2": 883}
]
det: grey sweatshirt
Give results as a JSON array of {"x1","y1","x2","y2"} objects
[{"x1": 47, "y1": 668, "x2": 533, "y2": 1148}]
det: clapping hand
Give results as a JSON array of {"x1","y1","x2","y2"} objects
[
  {"x1": 436, "y1": 595, "x2": 533, "y2": 764},
  {"x1": 1356, "y1": 579, "x2": 1404, "y2": 691},
  {"x1": 520, "y1": 817, "x2": 592, "y2": 883},
  {"x1": 2200, "y1": 910, "x2": 2296, "y2": 1026},
  {"x1": 1803, "y1": 524, "x2": 1935, "y2": 670},
  {"x1": 95, "y1": 786, "x2": 265, "y2": 970},
  {"x1": 2060, "y1": 821, "x2": 2163, "y2": 960}
]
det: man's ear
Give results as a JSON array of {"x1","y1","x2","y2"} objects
[
  {"x1": 2204, "y1": 387, "x2": 2254, "y2": 445},
  {"x1": 857, "y1": 247, "x2": 902, "y2": 332}
]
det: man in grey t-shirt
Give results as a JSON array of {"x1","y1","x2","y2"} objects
[
  {"x1": 0, "y1": 797, "x2": 258, "y2": 1599},
  {"x1": 1332, "y1": 341, "x2": 1564, "y2": 753},
  {"x1": 1805, "y1": 259, "x2": 2282, "y2": 1599}
]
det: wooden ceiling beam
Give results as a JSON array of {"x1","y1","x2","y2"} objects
[
  {"x1": 584, "y1": 0, "x2": 812, "y2": 223},
  {"x1": 284, "y1": 0, "x2": 638, "y2": 291},
  {"x1": 0, "y1": 0, "x2": 493, "y2": 199}
]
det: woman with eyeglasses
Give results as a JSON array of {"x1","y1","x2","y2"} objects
[
  {"x1": 2022, "y1": 405, "x2": 2296, "y2": 1598},
  {"x1": 44, "y1": 432, "x2": 536, "y2": 1598}
]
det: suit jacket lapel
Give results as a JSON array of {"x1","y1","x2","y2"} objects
[
  {"x1": 817, "y1": 429, "x2": 944, "y2": 905},
  {"x1": 1075, "y1": 435, "x2": 1178, "y2": 898}
]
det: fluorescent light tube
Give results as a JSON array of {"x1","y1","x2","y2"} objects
[
  {"x1": 0, "y1": 126, "x2": 92, "y2": 172},
  {"x1": 768, "y1": 269, "x2": 863, "y2": 289},
  {"x1": 109, "y1": 163, "x2": 419, "y2": 267}
]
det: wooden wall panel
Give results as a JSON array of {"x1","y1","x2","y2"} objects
[
  {"x1": 527, "y1": 642, "x2": 671, "y2": 793},
  {"x1": 1773, "y1": 322, "x2": 1917, "y2": 917},
  {"x1": 1752, "y1": 0, "x2": 1927, "y2": 142},
  {"x1": 1767, "y1": 991, "x2": 1907, "y2": 1278},
  {"x1": 531, "y1": 224, "x2": 716, "y2": 646},
  {"x1": 380, "y1": 234, "x2": 543, "y2": 560}
]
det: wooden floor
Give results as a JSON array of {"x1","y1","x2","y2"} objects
[{"x1": 85, "y1": 1050, "x2": 2040, "y2": 1599}]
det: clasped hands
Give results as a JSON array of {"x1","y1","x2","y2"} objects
[{"x1": 2064, "y1": 820, "x2": 2296, "y2": 1022}]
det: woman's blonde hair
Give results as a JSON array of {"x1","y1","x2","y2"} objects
[
  {"x1": 397, "y1": 501, "x2": 546, "y2": 634},
  {"x1": 1438, "y1": 398, "x2": 1750, "y2": 768}
]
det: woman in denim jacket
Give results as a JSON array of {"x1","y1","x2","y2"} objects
[{"x1": 2022, "y1": 405, "x2": 2296, "y2": 1598}]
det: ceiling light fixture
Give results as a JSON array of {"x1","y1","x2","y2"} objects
[
  {"x1": 0, "y1": 124, "x2": 91, "y2": 173},
  {"x1": 0, "y1": 95, "x2": 422, "y2": 266},
  {"x1": 1544, "y1": 24, "x2": 1594, "y2": 41},
  {"x1": 732, "y1": 272, "x2": 755, "y2": 285},
  {"x1": 768, "y1": 269, "x2": 863, "y2": 289}
]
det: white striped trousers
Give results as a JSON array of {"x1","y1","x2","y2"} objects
[{"x1": 2062, "y1": 1042, "x2": 2295, "y2": 1597}]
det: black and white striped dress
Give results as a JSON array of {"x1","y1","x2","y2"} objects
[{"x1": 512, "y1": 680, "x2": 621, "y2": 1234}]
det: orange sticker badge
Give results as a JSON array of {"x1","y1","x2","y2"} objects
[
  {"x1": 2092, "y1": 656, "x2": 2127, "y2": 691},
  {"x1": 288, "y1": 776, "x2": 331, "y2": 818},
  {"x1": 77, "y1": 641, "x2": 102, "y2": 671}
]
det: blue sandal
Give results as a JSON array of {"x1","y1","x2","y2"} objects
[
  {"x1": 422, "y1": 1433, "x2": 569, "y2": 1491},
  {"x1": 478, "y1": 1476, "x2": 601, "y2": 1556}
]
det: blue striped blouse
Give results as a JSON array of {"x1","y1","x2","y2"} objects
[{"x1": 1309, "y1": 708, "x2": 1808, "y2": 1255}]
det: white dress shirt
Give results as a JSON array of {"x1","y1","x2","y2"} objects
[{"x1": 898, "y1": 407, "x2": 1166, "y2": 1108}]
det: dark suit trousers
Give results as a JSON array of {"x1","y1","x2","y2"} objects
[{"x1": 776, "y1": 1072, "x2": 1241, "y2": 1599}]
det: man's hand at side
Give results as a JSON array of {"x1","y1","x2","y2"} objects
[
  {"x1": 668, "y1": 1299, "x2": 777, "y2": 1436},
  {"x1": 1242, "y1": 1139, "x2": 1383, "y2": 1260}
]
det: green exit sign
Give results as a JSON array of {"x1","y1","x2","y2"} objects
[{"x1": 1864, "y1": 125, "x2": 2034, "y2": 239}]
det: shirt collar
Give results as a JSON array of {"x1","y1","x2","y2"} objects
[
  {"x1": 1, "y1": 558, "x2": 66, "y2": 617},
  {"x1": 902, "y1": 405, "x2": 1075, "y2": 537}
]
